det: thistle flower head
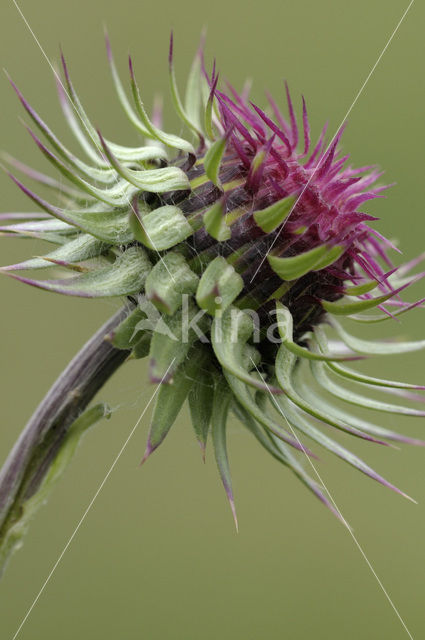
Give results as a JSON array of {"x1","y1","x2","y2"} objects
[{"x1": 2, "y1": 34, "x2": 425, "y2": 527}]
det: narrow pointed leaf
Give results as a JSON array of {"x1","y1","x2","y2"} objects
[
  {"x1": 184, "y1": 47, "x2": 203, "y2": 131},
  {"x1": 275, "y1": 303, "x2": 362, "y2": 362},
  {"x1": 143, "y1": 348, "x2": 207, "y2": 460},
  {"x1": 253, "y1": 196, "x2": 295, "y2": 233},
  {"x1": 275, "y1": 345, "x2": 387, "y2": 443},
  {"x1": 7, "y1": 176, "x2": 135, "y2": 244},
  {"x1": 211, "y1": 306, "x2": 282, "y2": 393},
  {"x1": 203, "y1": 198, "x2": 230, "y2": 241},
  {"x1": 211, "y1": 379, "x2": 238, "y2": 529},
  {"x1": 131, "y1": 204, "x2": 193, "y2": 251},
  {"x1": 2, "y1": 234, "x2": 107, "y2": 271},
  {"x1": 148, "y1": 300, "x2": 210, "y2": 383},
  {"x1": 145, "y1": 252, "x2": 199, "y2": 315},
  {"x1": 105, "y1": 33, "x2": 151, "y2": 137},
  {"x1": 203, "y1": 136, "x2": 227, "y2": 187},
  {"x1": 314, "y1": 327, "x2": 425, "y2": 391},
  {"x1": 310, "y1": 359, "x2": 425, "y2": 417},
  {"x1": 168, "y1": 34, "x2": 204, "y2": 141},
  {"x1": 344, "y1": 280, "x2": 379, "y2": 296},
  {"x1": 293, "y1": 370, "x2": 424, "y2": 446},
  {"x1": 274, "y1": 395, "x2": 414, "y2": 497},
  {"x1": 322, "y1": 279, "x2": 415, "y2": 316},
  {"x1": 109, "y1": 306, "x2": 148, "y2": 350},
  {"x1": 129, "y1": 57, "x2": 195, "y2": 155},
  {"x1": 225, "y1": 371, "x2": 312, "y2": 453},
  {"x1": 6, "y1": 246, "x2": 151, "y2": 297},
  {"x1": 196, "y1": 257, "x2": 243, "y2": 316},
  {"x1": 330, "y1": 318, "x2": 425, "y2": 355},
  {"x1": 268, "y1": 244, "x2": 344, "y2": 281},
  {"x1": 98, "y1": 132, "x2": 190, "y2": 192},
  {"x1": 188, "y1": 368, "x2": 215, "y2": 458}
]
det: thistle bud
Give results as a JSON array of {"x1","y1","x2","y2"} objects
[{"x1": 0, "y1": 34, "x2": 424, "y2": 557}]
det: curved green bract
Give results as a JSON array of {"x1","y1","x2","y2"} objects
[
  {"x1": 131, "y1": 205, "x2": 193, "y2": 251},
  {"x1": 275, "y1": 345, "x2": 386, "y2": 443},
  {"x1": 310, "y1": 358, "x2": 425, "y2": 417},
  {"x1": 268, "y1": 244, "x2": 344, "y2": 281},
  {"x1": 203, "y1": 198, "x2": 231, "y2": 241},
  {"x1": 275, "y1": 303, "x2": 361, "y2": 362},
  {"x1": 211, "y1": 379, "x2": 237, "y2": 528},
  {"x1": 253, "y1": 196, "x2": 295, "y2": 233},
  {"x1": 6, "y1": 246, "x2": 151, "y2": 297},
  {"x1": 1, "y1": 234, "x2": 106, "y2": 271},
  {"x1": 145, "y1": 252, "x2": 199, "y2": 315},
  {"x1": 329, "y1": 317, "x2": 425, "y2": 355},
  {"x1": 211, "y1": 307, "x2": 281, "y2": 393},
  {"x1": 314, "y1": 327, "x2": 425, "y2": 391},
  {"x1": 196, "y1": 257, "x2": 243, "y2": 316},
  {"x1": 203, "y1": 137, "x2": 227, "y2": 187},
  {"x1": 143, "y1": 348, "x2": 208, "y2": 460}
]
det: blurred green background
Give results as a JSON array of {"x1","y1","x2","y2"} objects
[{"x1": 0, "y1": 1, "x2": 424, "y2": 638}]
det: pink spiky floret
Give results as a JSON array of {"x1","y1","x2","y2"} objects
[{"x1": 201, "y1": 66, "x2": 402, "y2": 295}]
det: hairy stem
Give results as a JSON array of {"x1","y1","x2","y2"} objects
[{"x1": 0, "y1": 303, "x2": 133, "y2": 537}]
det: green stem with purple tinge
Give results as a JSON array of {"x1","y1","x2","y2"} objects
[{"x1": 0, "y1": 303, "x2": 134, "y2": 567}]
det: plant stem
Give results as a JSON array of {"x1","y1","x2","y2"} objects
[{"x1": 0, "y1": 303, "x2": 133, "y2": 536}]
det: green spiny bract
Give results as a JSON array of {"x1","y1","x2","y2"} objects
[{"x1": 1, "y1": 33, "x2": 425, "y2": 529}]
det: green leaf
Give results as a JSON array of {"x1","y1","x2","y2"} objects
[
  {"x1": 99, "y1": 134, "x2": 190, "y2": 192},
  {"x1": 203, "y1": 137, "x2": 227, "y2": 187},
  {"x1": 130, "y1": 205, "x2": 193, "y2": 251},
  {"x1": 211, "y1": 379, "x2": 237, "y2": 529},
  {"x1": 148, "y1": 300, "x2": 210, "y2": 383},
  {"x1": 204, "y1": 81, "x2": 216, "y2": 142},
  {"x1": 275, "y1": 345, "x2": 387, "y2": 443},
  {"x1": 224, "y1": 371, "x2": 306, "y2": 451},
  {"x1": 273, "y1": 394, "x2": 408, "y2": 495},
  {"x1": 145, "y1": 252, "x2": 199, "y2": 315},
  {"x1": 188, "y1": 368, "x2": 215, "y2": 459},
  {"x1": 310, "y1": 358, "x2": 425, "y2": 417},
  {"x1": 203, "y1": 198, "x2": 231, "y2": 241},
  {"x1": 196, "y1": 256, "x2": 243, "y2": 316},
  {"x1": 26, "y1": 132, "x2": 140, "y2": 207},
  {"x1": 109, "y1": 306, "x2": 148, "y2": 350},
  {"x1": 253, "y1": 196, "x2": 295, "y2": 233},
  {"x1": 293, "y1": 368, "x2": 420, "y2": 446},
  {"x1": 322, "y1": 290, "x2": 400, "y2": 316},
  {"x1": 13, "y1": 185, "x2": 136, "y2": 244},
  {"x1": 63, "y1": 52, "x2": 165, "y2": 163},
  {"x1": 143, "y1": 348, "x2": 208, "y2": 460},
  {"x1": 7, "y1": 246, "x2": 151, "y2": 298},
  {"x1": 131, "y1": 333, "x2": 152, "y2": 359},
  {"x1": 238, "y1": 392, "x2": 341, "y2": 518},
  {"x1": 129, "y1": 58, "x2": 195, "y2": 155},
  {"x1": 329, "y1": 318, "x2": 425, "y2": 355},
  {"x1": 349, "y1": 299, "x2": 425, "y2": 323},
  {"x1": 274, "y1": 303, "x2": 361, "y2": 362},
  {"x1": 211, "y1": 306, "x2": 280, "y2": 393},
  {"x1": 168, "y1": 36, "x2": 204, "y2": 141},
  {"x1": 105, "y1": 34, "x2": 151, "y2": 137},
  {"x1": 231, "y1": 401, "x2": 291, "y2": 469},
  {"x1": 344, "y1": 280, "x2": 379, "y2": 296},
  {"x1": 268, "y1": 244, "x2": 344, "y2": 281},
  {"x1": 2, "y1": 234, "x2": 107, "y2": 271},
  {"x1": 314, "y1": 327, "x2": 425, "y2": 390},
  {"x1": 184, "y1": 48, "x2": 203, "y2": 132}
]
